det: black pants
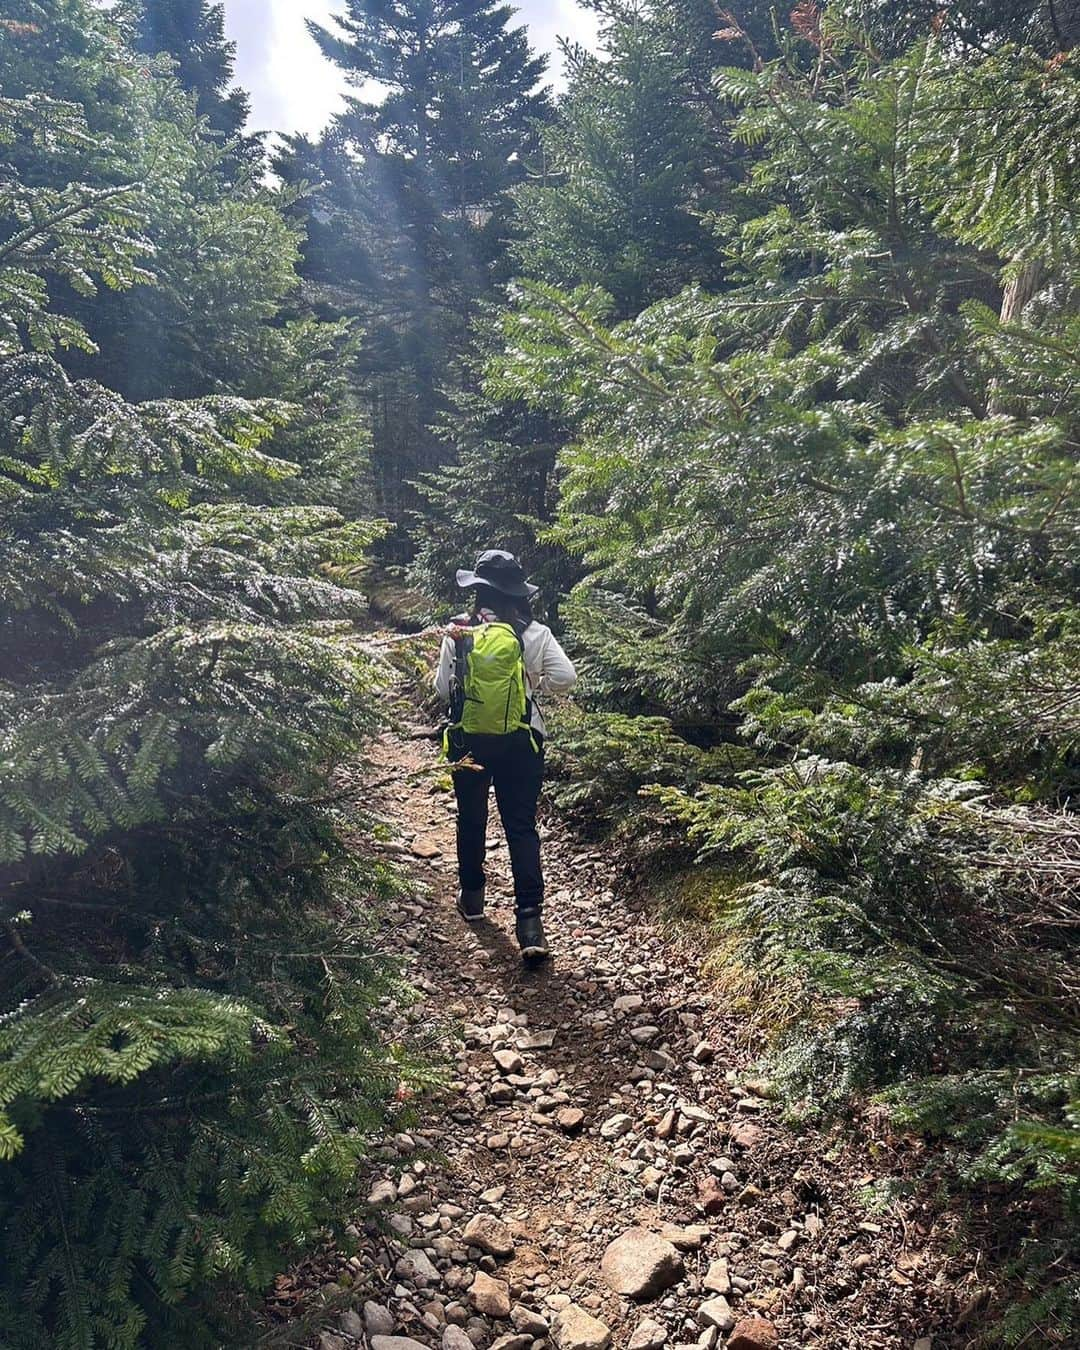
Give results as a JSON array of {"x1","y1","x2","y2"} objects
[{"x1": 450, "y1": 729, "x2": 545, "y2": 914}]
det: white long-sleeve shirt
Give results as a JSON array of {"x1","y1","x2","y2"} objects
[{"x1": 434, "y1": 614, "x2": 577, "y2": 735}]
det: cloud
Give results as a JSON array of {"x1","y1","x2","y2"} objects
[
  {"x1": 224, "y1": 0, "x2": 349, "y2": 138},
  {"x1": 520, "y1": 0, "x2": 600, "y2": 77}
]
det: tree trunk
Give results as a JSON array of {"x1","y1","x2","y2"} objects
[
  {"x1": 999, "y1": 260, "x2": 1043, "y2": 326},
  {"x1": 989, "y1": 259, "x2": 1044, "y2": 415}
]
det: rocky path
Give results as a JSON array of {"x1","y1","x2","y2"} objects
[{"x1": 296, "y1": 721, "x2": 973, "y2": 1350}]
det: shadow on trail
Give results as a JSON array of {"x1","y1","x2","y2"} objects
[{"x1": 468, "y1": 917, "x2": 628, "y2": 1118}]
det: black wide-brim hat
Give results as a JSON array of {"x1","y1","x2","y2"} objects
[{"x1": 455, "y1": 548, "x2": 539, "y2": 599}]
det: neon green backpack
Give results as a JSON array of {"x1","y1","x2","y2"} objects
[{"x1": 447, "y1": 621, "x2": 534, "y2": 741}]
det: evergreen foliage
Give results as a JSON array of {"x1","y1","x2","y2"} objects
[
  {"x1": 510, "y1": 0, "x2": 728, "y2": 315},
  {"x1": 2, "y1": 0, "x2": 300, "y2": 400},
  {"x1": 508, "y1": 0, "x2": 782, "y2": 316},
  {"x1": 10, "y1": 0, "x2": 1080, "y2": 1341},
  {"x1": 0, "y1": 8, "x2": 424, "y2": 1344},
  {"x1": 406, "y1": 331, "x2": 576, "y2": 615},
  {"x1": 471, "y1": 8, "x2": 1080, "y2": 1335}
]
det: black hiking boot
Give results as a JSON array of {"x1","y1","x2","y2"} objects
[
  {"x1": 456, "y1": 887, "x2": 485, "y2": 922},
  {"x1": 515, "y1": 908, "x2": 550, "y2": 963}
]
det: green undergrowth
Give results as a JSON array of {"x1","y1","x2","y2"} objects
[
  {"x1": 0, "y1": 13, "x2": 444, "y2": 1339},
  {"x1": 548, "y1": 714, "x2": 1080, "y2": 1342},
  {"x1": 543, "y1": 703, "x2": 755, "y2": 830}
]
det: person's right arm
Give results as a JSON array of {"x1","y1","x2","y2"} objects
[{"x1": 434, "y1": 634, "x2": 454, "y2": 705}]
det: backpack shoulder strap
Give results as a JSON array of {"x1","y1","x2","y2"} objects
[
  {"x1": 508, "y1": 618, "x2": 533, "y2": 725},
  {"x1": 507, "y1": 615, "x2": 529, "y2": 651}
]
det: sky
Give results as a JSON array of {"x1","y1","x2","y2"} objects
[{"x1": 222, "y1": 0, "x2": 600, "y2": 139}]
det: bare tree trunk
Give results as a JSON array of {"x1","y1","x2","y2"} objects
[
  {"x1": 999, "y1": 260, "x2": 1043, "y2": 326},
  {"x1": 1047, "y1": 0, "x2": 1080, "y2": 52},
  {"x1": 989, "y1": 259, "x2": 1044, "y2": 415}
]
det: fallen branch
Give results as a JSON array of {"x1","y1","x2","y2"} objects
[
  {"x1": 406, "y1": 725, "x2": 444, "y2": 741},
  {"x1": 363, "y1": 626, "x2": 447, "y2": 648}
]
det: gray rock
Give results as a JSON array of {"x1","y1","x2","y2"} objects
[
  {"x1": 494, "y1": 1049, "x2": 524, "y2": 1074},
  {"x1": 463, "y1": 1213, "x2": 515, "y2": 1257},
  {"x1": 697, "y1": 1297, "x2": 735, "y2": 1333},
  {"x1": 490, "y1": 1336, "x2": 532, "y2": 1350},
  {"x1": 517, "y1": 1030, "x2": 557, "y2": 1050},
  {"x1": 600, "y1": 1228, "x2": 684, "y2": 1300},
  {"x1": 627, "y1": 1317, "x2": 668, "y2": 1350},
  {"x1": 396, "y1": 1249, "x2": 441, "y2": 1287},
  {"x1": 365, "y1": 1302, "x2": 397, "y2": 1337},
  {"x1": 511, "y1": 1305, "x2": 550, "y2": 1336},
  {"x1": 599, "y1": 1113, "x2": 634, "y2": 1140},
  {"x1": 340, "y1": 1309, "x2": 365, "y2": 1338},
  {"x1": 443, "y1": 1328, "x2": 474, "y2": 1350},
  {"x1": 702, "y1": 1260, "x2": 731, "y2": 1296},
  {"x1": 372, "y1": 1339, "x2": 430, "y2": 1350},
  {"x1": 552, "y1": 1305, "x2": 612, "y2": 1350}
]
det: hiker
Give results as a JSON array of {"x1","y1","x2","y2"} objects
[{"x1": 435, "y1": 549, "x2": 577, "y2": 961}]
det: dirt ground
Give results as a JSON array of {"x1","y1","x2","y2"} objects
[{"x1": 269, "y1": 711, "x2": 1001, "y2": 1350}]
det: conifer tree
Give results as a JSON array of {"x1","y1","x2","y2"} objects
[
  {"x1": 405, "y1": 0, "x2": 755, "y2": 588},
  {"x1": 311, "y1": 0, "x2": 548, "y2": 221},
  {"x1": 2, "y1": 0, "x2": 295, "y2": 400},
  {"x1": 283, "y1": 0, "x2": 551, "y2": 514},
  {"x1": 509, "y1": 0, "x2": 778, "y2": 316},
  {"x1": 407, "y1": 372, "x2": 575, "y2": 613},
  {"x1": 847, "y1": 0, "x2": 1080, "y2": 54},
  {"x1": 512, "y1": 1, "x2": 723, "y2": 316},
  {"x1": 0, "y1": 6, "x2": 420, "y2": 1344},
  {"x1": 132, "y1": 0, "x2": 250, "y2": 140}
]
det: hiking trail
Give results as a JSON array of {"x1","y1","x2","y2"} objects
[{"x1": 279, "y1": 674, "x2": 980, "y2": 1350}]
